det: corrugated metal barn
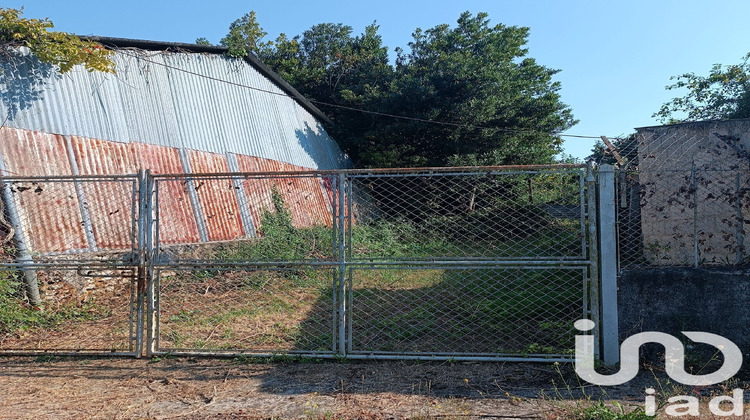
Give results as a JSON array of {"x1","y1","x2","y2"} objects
[{"x1": 0, "y1": 38, "x2": 349, "y2": 253}]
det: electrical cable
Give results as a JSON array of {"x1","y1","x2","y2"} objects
[{"x1": 113, "y1": 48, "x2": 613, "y2": 141}]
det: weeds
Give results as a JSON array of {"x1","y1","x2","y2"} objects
[
  {"x1": 0, "y1": 271, "x2": 107, "y2": 337},
  {"x1": 219, "y1": 187, "x2": 333, "y2": 262}
]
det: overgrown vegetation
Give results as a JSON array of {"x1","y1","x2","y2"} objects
[
  {"x1": 0, "y1": 271, "x2": 105, "y2": 338},
  {"x1": 218, "y1": 187, "x2": 333, "y2": 262},
  {"x1": 201, "y1": 10, "x2": 576, "y2": 168},
  {"x1": 0, "y1": 8, "x2": 114, "y2": 73}
]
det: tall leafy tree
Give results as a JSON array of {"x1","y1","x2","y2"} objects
[
  {"x1": 358, "y1": 12, "x2": 576, "y2": 167},
  {"x1": 219, "y1": 11, "x2": 576, "y2": 168},
  {"x1": 220, "y1": 11, "x2": 273, "y2": 58},
  {"x1": 654, "y1": 53, "x2": 750, "y2": 123},
  {"x1": 263, "y1": 22, "x2": 393, "y2": 160}
]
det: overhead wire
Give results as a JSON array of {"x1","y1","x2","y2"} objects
[{"x1": 113, "y1": 48, "x2": 609, "y2": 141}]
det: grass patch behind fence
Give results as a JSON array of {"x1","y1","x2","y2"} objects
[{"x1": 0, "y1": 270, "x2": 119, "y2": 349}]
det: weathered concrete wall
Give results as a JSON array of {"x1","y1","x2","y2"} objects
[
  {"x1": 619, "y1": 268, "x2": 750, "y2": 351},
  {"x1": 636, "y1": 120, "x2": 750, "y2": 265}
]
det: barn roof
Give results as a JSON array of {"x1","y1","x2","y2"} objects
[
  {"x1": 0, "y1": 36, "x2": 349, "y2": 170},
  {"x1": 85, "y1": 36, "x2": 332, "y2": 125}
]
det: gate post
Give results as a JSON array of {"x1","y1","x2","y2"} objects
[
  {"x1": 336, "y1": 172, "x2": 347, "y2": 358},
  {"x1": 144, "y1": 170, "x2": 156, "y2": 357},
  {"x1": 597, "y1": 164, "x2": 619, "y2": 365},
  {"x1": 586, "y1": 162, "x2": 600, "y2": 360},
  {"x1": 136, "y1": 169, "x2": 156, "y2": 358}
]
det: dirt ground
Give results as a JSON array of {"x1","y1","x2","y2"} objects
[{"x1": 0, "y1": 356, "x2": 666, "y2": 419}]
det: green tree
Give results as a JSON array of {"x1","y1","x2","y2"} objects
[
  {"x1": 194, "y1": 37, "x2": 212, "y2": 46},
  {"x1": 221, "y1": 11, "x2": 576, "y2": 168},
  {"x1": 220, "y1": 11, "x2": 273, "y2": 58},
  {"x1": 365, "y1": 12, "x2": 576, "y2": 167},
  {"x1": 0, "y1": 8, "x2": 114, "y2": 73},
  {"x1": 654, "y1": 53, "x2": 750, "y2": 123}
]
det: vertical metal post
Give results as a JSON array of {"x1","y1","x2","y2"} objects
[
  {"x1": 0, "y1": 164, "x2": 40, "y2": 306},
  {"x1": 134, "y1": 169, "x2": 147, "y2": 358},
  {"x1": 330, "y1": 175, "x2": 339, "y2": 354},
  {"x1": 585, "y1": 161, "x2": 600, "y2": 360},
  {"x1": 178, "y1": 148, "x2": 209, "y2": 242},
  {"x1": 131, "y1": 169, "x2": 156, "y2": 358},
  {"x1": 346, "y1": 178, "x2": 354, "y2": 354},
  {"x1": 598, "y1": 164, "x2": 619, "y2": 366},
  {"x1": 144, "y1": 170, "x2": 157, "y2": 357},
  {"x1": 337, "y1": 172, "x2": 347, "y2": 357},
  {"x1": 64, "y1": 135, "x2": 97, "y2": 251}
]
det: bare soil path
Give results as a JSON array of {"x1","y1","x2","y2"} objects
[{"x1": 0, "y1": 356, "x2": 661, "y2": 419}]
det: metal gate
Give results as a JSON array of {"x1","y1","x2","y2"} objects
[
  {"x1": 0, "y1": 174, "x2": 143, "y2": 356},
  {"x1": 146, "y1": 165, "x2": 597, "y2": 361},
  {"x1": 0, "y1": 165, "x2": 603, "y2": 361}
]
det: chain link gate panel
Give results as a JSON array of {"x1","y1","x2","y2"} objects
[
  {"x1": 147, "y1": 165, "x2": 597, "y2": 362},
  {"x1": 342, "y1": 167, "x2": 594, "y2": 361},
  {"x1": 0, "y1": 175, "x2": 144, "y2": 356},
  {"x1": 146, "y1": 171, "x2": 342, "y2": 357}
]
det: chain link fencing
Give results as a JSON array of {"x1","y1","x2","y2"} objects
[
  {"x1": 0, "y1": 166, "x2": 596, "y2": 361},
  {"x1": 0, "y1": 175, "x2": 141, "y2": 356},
  {"x1": 615, "y1": 122, "x2": 750, "y2": 269}
]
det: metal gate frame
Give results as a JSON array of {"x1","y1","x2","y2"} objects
[
  {"x1": 142, "y1": 164, "x2": 611, "y2": 362},
  {"x1": 0, "y1": 165, "x2": 618, "y2": 362},
  {"x1": 0, "y1": 172, "x2": 144, "y2": 357}
]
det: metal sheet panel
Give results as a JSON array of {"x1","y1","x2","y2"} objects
[
  {"x1": 187, "y1": 150, "x2": 244, "y2": 241},
  {"x1": 0, "y1": 127, "x2": 73, "y2": 176},
  {"x1": 234, "y1": 154, "x2": 333, "y2": 230},
  {"x1": 132, "y1": 143, "x2": 201, "y2": 244},
  {"x1": 0, "y1": 125, "x2": 334, "y2": 252},
  {"x1": 0, "y1": 49, "x2": 349, "y2": 171},
  {"x1": 0, "y1": 128, "x2": 87, "y2": 253},
  {"x1": 70, "y1": 136, "x2": 136, "y2": 250}
]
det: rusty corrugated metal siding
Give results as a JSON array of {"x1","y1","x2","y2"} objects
[
  {"x1": 187, "y1": 150, "x2": 244, "y2": 242},
  {"x1": 234, "y1": 154, "x2": 333, "y2": 231},
  {"x1": 0, "y1": 127, "x2": 335, "y2": 253},
  {"x1": 0, "y1": 129, "x2": 87, "y2": 253},
  {"x1": 71, "y1": 136, "x2": 137, "y2": 250}
]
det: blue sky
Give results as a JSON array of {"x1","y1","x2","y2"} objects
[{"x1": 7, "y1": 1, "x2": 750, "y2": 159}]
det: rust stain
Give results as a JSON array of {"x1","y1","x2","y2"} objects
[
  {"x1": 132, "y1": 143, "x2": 201, "y2": 244},
  {"x1": 0, "y1": 127, "x2": 336, "y2": 252},
  {"x1": 71, "y1": 137, "x2": 136, "y2": 250},
  {"x1": 187, "y1": 150, "x2": 244, "y2": 241},
  {"x1": 235, "y1": 155, "x2": 333, "y2": 232},
  {"x1": 0, "y1": 127, "x2": 86, "y2": 253}
]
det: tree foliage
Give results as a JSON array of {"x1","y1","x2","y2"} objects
[
  {"x1": 0, "y1": 8, "x2": 114, "y2": 73},
  {"x1": 366, "y1": 12, "x2": 576, "y2": 167},
  {"x1": 654, "y1": 53, "x2": 750, "y2": 123},
  {"x1": 218, "y1": 11, "x2": 576, "y2": 168},
  {"x1": 220, "y1": 11, "x2": 273, "y2": 58}
]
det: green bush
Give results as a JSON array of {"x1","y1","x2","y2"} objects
[{"x1": 220, "y1": 187, "x2": 332, "y2": 262}]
